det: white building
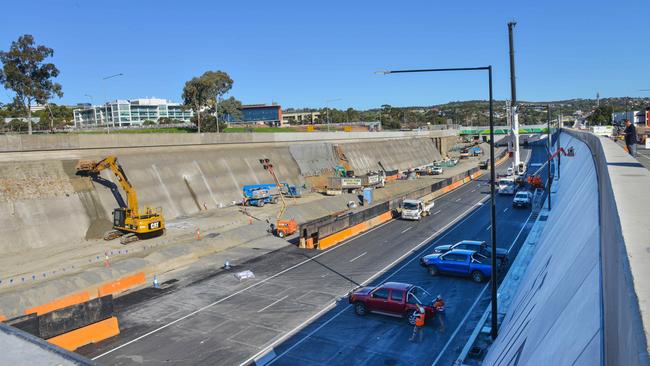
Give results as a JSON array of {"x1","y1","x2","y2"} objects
[
  {"x1": 612, "y1": 111, "x2": 646, "y2": 125},
  {"x1": 73, "y1": 98, "x2": 193, "y2": 127}
]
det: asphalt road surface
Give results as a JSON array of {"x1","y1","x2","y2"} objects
[{"x1": 81, "y1": 145, "x2": 543, "y2": 366}]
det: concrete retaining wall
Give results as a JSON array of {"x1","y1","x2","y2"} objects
[
  {"x1": 0, "y1": 130, "x2": 457, "y2": 152},
  {"x1": 0, "y1": 134, "x2": 447, "y2": 255},
  {"x1": 483, "y1": 131, "x2": 649, "y2": 366}
]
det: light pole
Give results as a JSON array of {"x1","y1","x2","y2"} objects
[
  {"x1": 84, "y1": 94, "x2": 95, "y2": 127},
  {"x1": 102, "y1": 73, "x2": 124, "y2": 133},
  {"x1": 547, "y1": 105, "x2": 552, "y2": 210},
  {"x1": 325, "y1": 98, "x2": 342, "y2": 132},
  {"x1": 377, "y1": 66, "x2": 499, "y2": 339}
]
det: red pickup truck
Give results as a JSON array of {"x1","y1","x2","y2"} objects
[{"x1": 348, "y1": 282, "x2": 436, "y2": 325}]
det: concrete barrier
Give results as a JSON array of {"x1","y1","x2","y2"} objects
[
  {"x1": 483, "y1": 131, "x2": 649, "y2": 366},
  {"x1": 0, "y1": 130, "x2": 457, "y2": 152},
  {"x1": 97, "y1": 272, "x2": 145, "y2": 297},
  {"x1": 47, "y1": 316, "x2": 119, "y2": 351},
  {"x1": 24, "y1": 291, "x2": 90, "y2": 316}
]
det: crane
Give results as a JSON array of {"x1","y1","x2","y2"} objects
[
  {"x1": 526, "y1": 147, "x2": 572, "y2": 189},
  {"x1": 76, "y1": 155, "x2": 165, "y2": 244},
  {"x1": 259, "y1": 158, "x2": 297, "y2": 238}
]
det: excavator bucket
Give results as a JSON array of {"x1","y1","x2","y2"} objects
[{"x1": 75, "y1": 160, "x2": 99, "y2": 172}]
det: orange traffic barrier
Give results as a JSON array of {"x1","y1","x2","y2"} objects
[
  {"x1": 47, "y1": 316, "x2": 120, "y2": 351},
  {"x1": 97, "y1": 272, "x2": 146, "y2": 297},
  {"x1": 305, "y1": 238, "x2": 314, "y2": 249},
  {"x1": 0, "y1": 315, "x2": 6, "y2": 322},
  {"x1": 24, "y1": 291, "x2": 90, "y2": 316},
  {"x1": 319, "y1": 211, "x2": 393, "y2": 250}
]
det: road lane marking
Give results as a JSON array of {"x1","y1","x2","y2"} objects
[
  {"x1": 486, "y1": 225, "x2": 492, "y2": 231},
  {"x1": 260, "y1": 195, "x2": 492, "y2": 366},
  {"x1": 431, "y1": 283, "x2": 489, "y2": 366},
  {"x1": 349, "y1": 252, "x2": 367, "y2": 262},
  {"x1": 433, "y1": 210, "x2": 441, "y2": 215},
  {"x1": 432, "y1": 209, "x2": 534, "y2": 366},
  {"x1": 258, "y1": 295, "x2": 289, "y2": 313},
  {"x1": 91, "y1": 218, "x2": 395, "y2": 361},
  {"x1": 471, "y1": 189, "x2": 477, "y2": 192},
  {"x1": 503, "y1": 208, "x2": 509, "y2": 213},
  {"x1": 455, "y1": 198, "x2": 462, "y2": 202},
  {"x1": 400, "y1": 227, "x2": 413, "y2": 234},
  {"x1": 94, "y1": 169, "x2": 496, "y2": 363}
]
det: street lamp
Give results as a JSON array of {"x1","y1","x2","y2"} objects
[
  {"x1": 102, "y1": 73, "x2": 124, "y2": 133},
  {"x1": 377, "y1": 66, "x2": 499, "y2": 339},
  {"x1": 325, "y1": 98, "x2": 342, "y2": 132}
]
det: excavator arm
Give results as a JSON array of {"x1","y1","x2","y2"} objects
[{"x1": 76, "y1": 155, "x2": 139, "y2": 216}]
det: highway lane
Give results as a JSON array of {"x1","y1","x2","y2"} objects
[
  {"x1": 261, "y1": 152, "x2": 541, "y2": 366},
  {"x1": 80, "y1": 147, "x2": 536, "y2": 366}
]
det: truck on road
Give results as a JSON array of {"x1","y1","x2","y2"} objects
[
  {"x1": 348, "y1": 282, "x2": 437, "y2": 325},
  {"x1": 400, "y1": 198, "x2": 435, "y2": 220},
  {"x1": 420, "y1": 249, "x2": 493, "y2": 283}
]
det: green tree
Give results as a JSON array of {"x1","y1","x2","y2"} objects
[
  {"x1": 203, "y1": 71, "x2": 233, "y2": 133},
  {"x1": 589, "y1": 105, "x2": 613, "y2": 125},
  {"x1": 0, "y1": 35, "x2": 63, "y2": 134},
  {"x1": 216, "y1": 96, "x2": 242, "y2": 123},
  {"x1": 182, "y1": 76, "x2": 213, "y2": 133},
  {"x1": 142, "y1": 120, "x2": 156, "y2": 126},
  {"x1": 192, "y1": 113, "x2": 227, "y2": 133}
]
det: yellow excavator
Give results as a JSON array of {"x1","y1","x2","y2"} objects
[{"x1": 76, "y1": 155, "x2": 165, "y2": 244}]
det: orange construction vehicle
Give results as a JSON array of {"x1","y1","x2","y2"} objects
[
  {"x1": 260, "y1": 158, "x2": 298, "y2": 238},
  {"x1": 527, "y1": 147, "x2": 572, "y2": 189}
]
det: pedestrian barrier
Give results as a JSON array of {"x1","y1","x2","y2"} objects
[{"x1": 97, "y1": 272, "x2": 146, "y2": 297}]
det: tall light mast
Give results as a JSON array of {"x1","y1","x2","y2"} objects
[{"x1": 508, "y1": 21, "x2": 521, "y2": 173}]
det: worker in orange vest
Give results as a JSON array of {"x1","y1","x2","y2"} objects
[
  {"x1": 433, "y1": 295, "x2": 446, "y2": 332},
  {"x1": 409, "y1": 305, "x2": 426, "y2": 342}
]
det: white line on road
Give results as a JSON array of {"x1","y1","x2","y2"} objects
[
  {"x1": 455, "y1": 198, "x2": 462, "y2": 202},
  {"x1": 349, "y1": 252, "x2": 367, "y2": 262},
  {"x1": 400, "y1": 226, "x2": 413, "y2": 234},
  {"x1": 431, "y1": 284, "x2": 489, "y2": 366},
  {"x1": 503, "y1": 208, "x2": 509, "y2": 213},
  {"x1": 432, "y1": 209, "x2": 534, "y2": 366},
  {"x1": 91, "y1": 217, "x2": 396, "y2": 361},
  {"x1": 433, "y1": 210, "x2": 441, "y2": 215},
  {"x1": 486, "y1": 224, "x2": 492, "y2": 231},
  {"x1": 257, "y1": 295, "x2": 289, "y2": 313},
  {"x1": 260, "y1": 195, "x2": 492, "y2": 366},
  {"x1": 471, "y1": 189, "x2": 477, "y2": 192}
]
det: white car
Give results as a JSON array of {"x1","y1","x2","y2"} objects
[{"x1": 512, "y1": 191, "x2": 532, "y2": 208}]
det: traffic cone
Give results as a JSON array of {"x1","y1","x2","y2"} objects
[
  {"x1": 103, "y1": 252, "x2": 110, "y2": 268},
  {"x1": 153, "y1": 275, "x2": 160, "y2": 288},
  {"x1": 196, "y1": 227, "x2": 201, "y2": 240}
]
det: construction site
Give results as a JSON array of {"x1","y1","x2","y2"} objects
[{"x1": 0, "y1": 129, "x2": 503, "y2": 349}]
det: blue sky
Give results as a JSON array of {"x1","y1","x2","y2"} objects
[{"x1": 1, "y1": 0, "x2": 648, "y2": 109}]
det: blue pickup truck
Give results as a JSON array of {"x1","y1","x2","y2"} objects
[{"x1": 420, "y1": 249, "x2": 492, "y2": 283}]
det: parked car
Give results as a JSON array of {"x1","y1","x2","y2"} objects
[
  {"x1": 420, "y1": 249, "x2": 493, "y2": 283},
  {"x1": 431, "y1": 240, "x2": 509, "y2": 266},
  {"x1": 348, "y1": 282, "x2": 436, "y2": 325},
  {"x1": 430, "y1": 166, "x2": 443, "y2": 175},
  {"x1": 479, "y1": 159, "x2": 490, "y2": 169},
  {"x1": 512, "y1": 190, "x2": 533, "y2": 208}
]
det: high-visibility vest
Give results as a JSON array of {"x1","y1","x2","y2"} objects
[{"x1": 415, "y1": 312, "x2": 425, "y2": 327}]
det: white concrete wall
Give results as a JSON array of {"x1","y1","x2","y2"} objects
[{"x1": 483, "y1": 133, "x2": 602, "y2": 365}]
